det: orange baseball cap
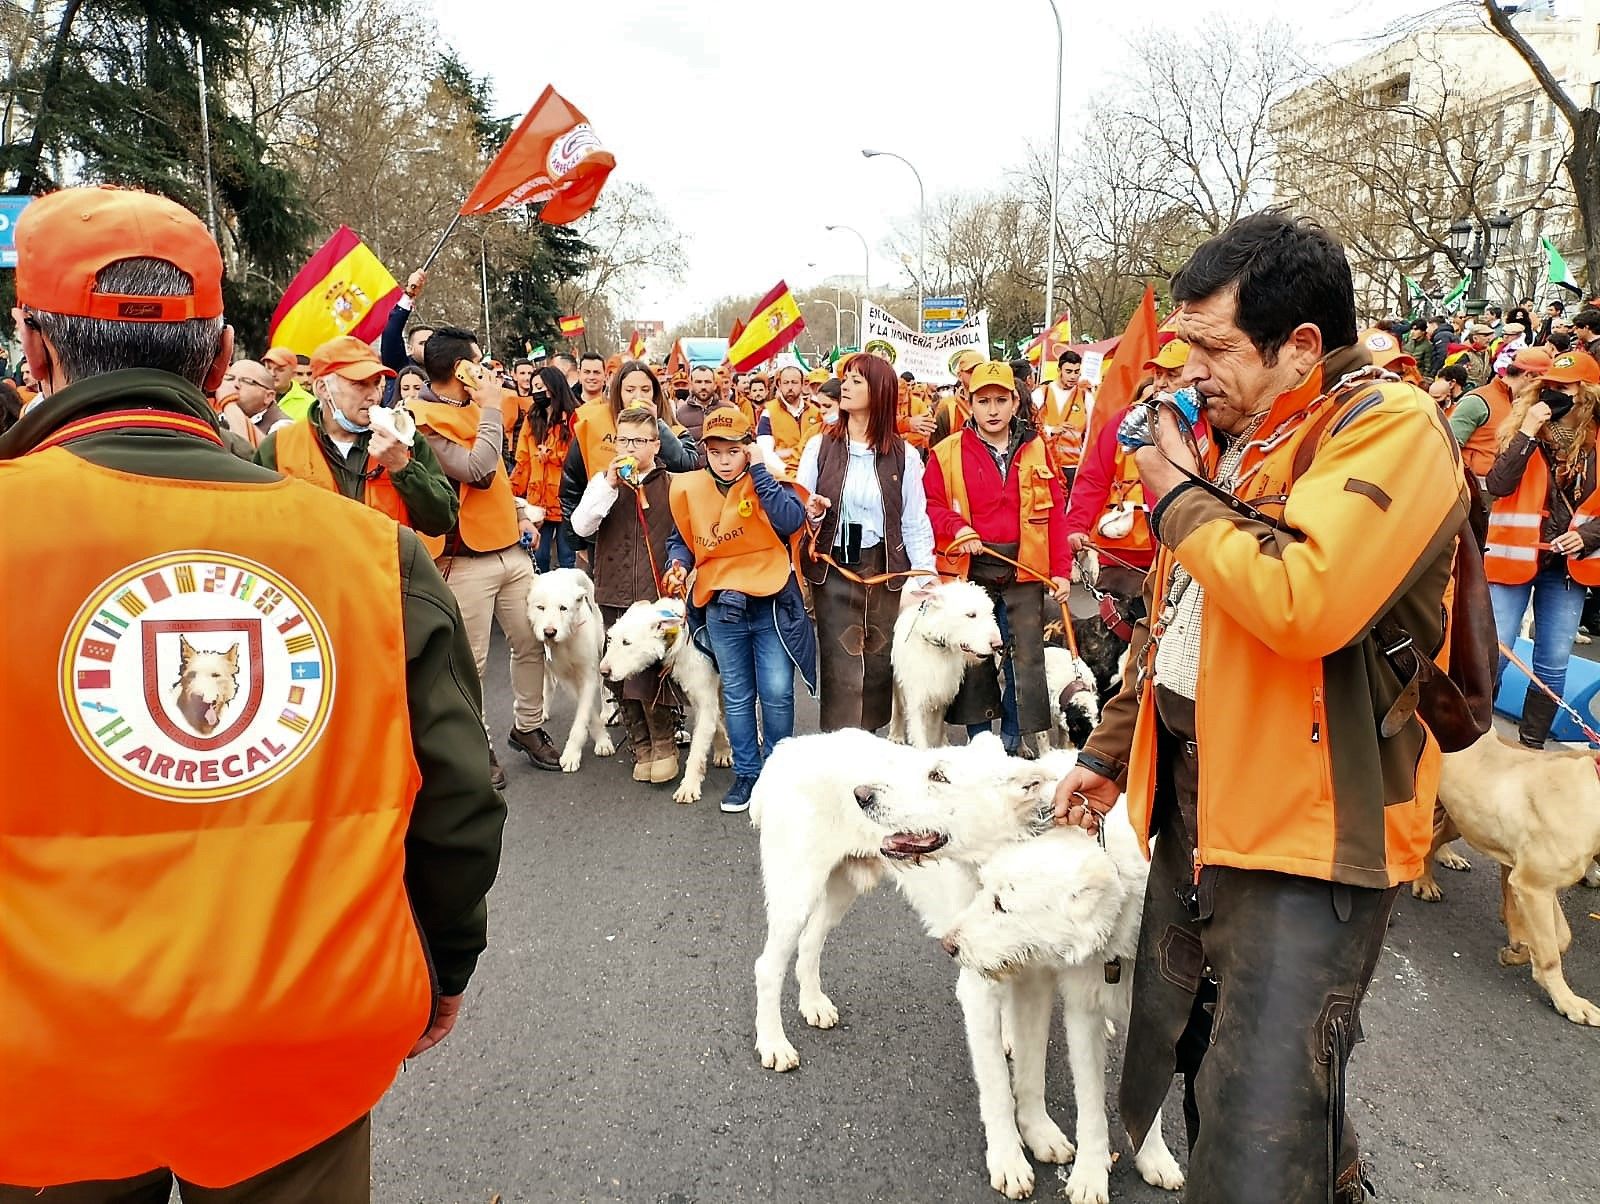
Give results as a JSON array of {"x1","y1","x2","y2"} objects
[
  {"x1": 953, "y1": 349, "x2": 984, "y2": 376},
  {"x1": 806, "y1": 368, "x2": 830, "y2": 384},
  {"x1": 1357, "y1": 327, "x2": 1415, "y2": 371},
  {"x1": 1544, "y1": 351, "x2": 1600, "y2": 385},
  {"x1": 1509, "y1": 346, "x2": 1554, "y2": 374},
  {"x1": 701, "y1": 407, "x2": 753, "y2": 442},
  {"x1": 15, "y1": 186, "x2": 224, "y2": 322},
  {"x1": 262, "y1": 346, "x2": 298, "y2": 369},
  {"x1": 310, "y1": 335, "x2": 395, "y2": 381}
]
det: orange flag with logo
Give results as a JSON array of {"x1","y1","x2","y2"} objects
[
  {"x1": 459, "y1": 85, "x2": 616, "y2": 225},
  {"x1": 1084, "y1": 285, "x2": 1159, "y2": 452}
]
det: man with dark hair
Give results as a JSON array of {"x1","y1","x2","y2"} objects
[
  {"x1": 1573, "y1": 307, "x2": 1600, "y2": 361},
  {"x1": 1537, "y1": 298, "x2": 1565, "y2": 345},
  {"x1": 1403, "y1": 317, "x2": 1434, "y2": 376},
  {"x1": 415, "y1": 325, "x2": 559, "y2": 785},
  {"x1": 0, "y1": 187, "x2": 503, "y2": 1198},
  {"x1": 1055, "y1": 212, "x2": 1465, "y2": 1204},
  {"x1": 1426, "y1": 315, "x2": 1453, "y2": 373},
  {"x1": 552, "y1": 351, "x2": 579, "y2": 392},
  {"x1": 676, "y1": 364, "x2": 721, "y2": 445},
  {"x1": 576, "y1": 351, "x2": 607, "y2": 405},
  {"x1": 1033, "y1": 347, "x2": 1092, "y2": 489}
]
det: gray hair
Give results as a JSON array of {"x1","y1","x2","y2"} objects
[{"x1": 30, "y1": 258, "x2": 225, "y2": 385}]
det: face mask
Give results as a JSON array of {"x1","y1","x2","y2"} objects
[
  {"x1": 1542, "y1": 387, "x2": 1575, "y2": 422},
  {"x1": 324, "y1": 388, "x2": 369, "y2": 434},
  {"x1": 821, "y1": 409, "x2": 840, "y2": 425}
]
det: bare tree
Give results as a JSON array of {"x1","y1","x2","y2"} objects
[{"x1": 553, "y1": 180, "x2": 685, "y2": 349}]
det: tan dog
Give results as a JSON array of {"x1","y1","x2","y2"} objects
[{"x1": 1414, "y1": 731, "x2": 1600, "y2": 1026}]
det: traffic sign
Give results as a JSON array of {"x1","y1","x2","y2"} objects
[
  {"x1": 922, "y1": 294, "x2": 968, "y2": 333},
  {"x1": 0, "y1": 195, "x2": 32, "y2": 269}
]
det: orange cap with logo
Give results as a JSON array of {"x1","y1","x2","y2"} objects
[
  {"x1": 1357, "y1": 327, "x2": 1415, "y2": 371},
  {"x1": 1545, "y1": 351, "x2": 1600, "y2": 385},
  {"x1": 310, "y1": 335, "x2": 396, "y2": 381},
  {"x1": 14, "y1": 187, "x2": 224, "y2": 322},
  {"x1": 701, "y1": 407, "x2": 753, "y2": 442}
]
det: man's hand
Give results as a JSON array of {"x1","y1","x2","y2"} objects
[
  {"x1": 1132, "y1": 406, "x2": 1198, "y2": 500},
  {"x1": 1068, "y1": 531, "x2": 1090, "y2": 553},
  {"x1": 1052, "y1": 766, "x2": 1120, "y2": 835},
  {"x1": 908, "y1": 412, "x2": 936, "y2": 439},
  {"x1": 804, "y1": 493, "x2": 832, "y2": 522},
  {"x1": 950, "y1": 533, "x2": 984, "y2": 558},
  {"x1": 369, "y1": 426, "x2": 412, "y2": 474},
  {"x1": 518, "y1": 516, "x2": 541, "y2": 549},
  {"x1": 405, "y1": 268, "x2": 428, "y2": 299},
  {"x1": 1048, "y1": 575, "x2": 1073, "y2": 604},
  {"x1": 407, "y1": 993, "x2": 461, "y2": 1058},
  {"x1": 661, "y1": 561, "x2": 689, "y2": 599}
]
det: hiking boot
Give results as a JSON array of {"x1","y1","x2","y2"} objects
[
  {"x1": 644, "y1": 702, "x2": 680, "y2": 785},
  {"x1": 507, "y1": 726, "x2": 561, "y2": 772},
  {"x1": 721, "y1": 776, "x2": 758, "y2": 813},
  {"x1": 1517, "y1": 687, "x2": 1559, "y2": 749},
  {"x1": 488, "y1": 748, "x2": 506, "y2": 791},
  {"x1": 621, "y1": 700, "x2": 652, "y2": 782}
]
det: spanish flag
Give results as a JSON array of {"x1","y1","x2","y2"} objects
[
  {"x1": 628, "y1": 329, "x2": 646, "y2": 359},
  {"x1": 268, "y1": 226, "x2": 401, "y2": 355},
  {"x1": 559, "y1": 314, "x2": 586, "y2": 338},
  {"x1": 727, "y1": 281, "x2": 805, "y2": 373},
  {"x1": 1025, "y1": 311, "x2": 1074, "y2": 381}
]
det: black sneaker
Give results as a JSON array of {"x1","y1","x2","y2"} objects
[
  {"x1": 507, "y1": 727, "x2": 561, "y2": 772},
  {"x1": 488, "y1": 748, "x2": 506, "y2": 791},
  {"x1": 721, "y1": 776, "x2": 757, "y2": 813}
]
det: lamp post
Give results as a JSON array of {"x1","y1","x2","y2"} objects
[
  {"x1": 861, "y1": 149, "x2": 926, "y2": 325},
  {"x1": 805, "y1": 297, "x2": 843, "y2": 349},
  {"x1": 825, "y1": 223, "x2": 870, "y2": 292},
  {"x1": 1446, "y1": 209, "x2": 1515, "y2": 317},
  {"x1": 1042, "y1": 0, "x2": 1063, "y2": 338}
]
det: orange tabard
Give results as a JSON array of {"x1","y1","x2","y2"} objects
[
  {"x1": 929, "y1": 433, "x2": 1056, "y2": 580},
  {"x1": 1484, "y1": 434, "x2": 1600, "y2": 586},
  {"x1": 273, "y1": 418, "x2": 412, "y2": 526},
  {"x1": 511, "y1": 415, "x2": 571, "y2": 519},
  {"x1": 1093, "y1": 445, "x2": 1153, "y2": 556},
  {"x1": 0, "y1": 449, "x2": 428, "y2": 1188},
  {"x1": 409, "y1": 399, "x2": 520, "y2": 557},
  {"x1": 668, "y1": 470, "x2": 794, "y2": 606},
  {"x1": 1449, "y1": 378, "x2": 1513, "y2": 477},
  {"x1": 1035, "y1": 382, "x2": 1090, "y2": 475},
  {"x1": 763, "y1": 399, "x2": 823, "y2": 464},
  {"x1": 573, "y1": 399, "x2": 616, "y2": 477}
]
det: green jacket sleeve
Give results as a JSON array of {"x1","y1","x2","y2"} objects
[
  {"x1": 1448, "y1": 396, "x2": 1489, "y2": 447},
  {"x1": 391, "y1": 437, "x2": 460, "y2": 537},
  {"x1": 254, "y1": 431, "x2": 279, "y2": 471},
  {"x1": 398, "y1": 529, "x2": 506, "y2": 996}
]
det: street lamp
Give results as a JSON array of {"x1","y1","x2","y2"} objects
[
  {"x1": 862, "y1": 149, "x2": 926, "y2": 324},
  {"x1": 804, "y1": 297, "x2": 843, "y2": 349},
  {"x1": 825, "y1": 224, "x2": 870, "y2": 291},
  {"x1": 1447, "y1": 208, "x2": 1516, "y2": 316},
  {"x1": 1042, "y1": 0, "x2": 1064, "y2": 339}
]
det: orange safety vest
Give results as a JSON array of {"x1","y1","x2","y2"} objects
[
  {"x1": 929, "y1": 432, "x2": 1056, "y2": 580},
  {"x1": 668, "y1": 470, "x2": 795, "y2": 607},
  {"x1": 511, "y1": 415, "x2": 571, "y2": 519},
  {"x1": 273, "y1": 418, "x2": 413, "y2": 527},
  {"x1": 1034, "y1": 382, "x2": 1090, "y2": 474},
  {"x1": 0, "y1": 448, "x2": 427, "y2": 1188},
  {"x1": 409, "y1": 399, "x2": 520, "y2": 558},
  {"x1": 1484, "y1": 434, "x2": 1600, "y2": 586},
  {"x1": 1093, "y1": 445, "x2": 1154, "y2": 555},
  {"x1": 573, "y1": 399, "x2": 616, "y2": 477},
  {"x1": 938, "y1": 393, "x2": 971, "y2": 434},
  {"x1": 1449, "y1": 379, "x2": 1513, "y2": 477},
  {"x1": 763, "y1": 398, "x2": 823, "y2": 464}
]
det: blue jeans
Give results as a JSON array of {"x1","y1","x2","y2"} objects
[
  {"x1": 1490, "y1": 566, "x2": 1586, "y2": 698},
  {"x1": 705, "y1": 595, "x2": 795, "y2": 779},
  {"x1": 534, "y1": 520, "x2": 576, "y2": 572},
  {"x1": 966, "y1": 596, "x2": 1021, "y2": 751}
]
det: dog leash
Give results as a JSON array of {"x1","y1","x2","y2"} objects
[{"x1": 1497, "y1": 640, "x2": 1600, "y2": 747}]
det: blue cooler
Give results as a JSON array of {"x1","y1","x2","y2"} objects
[{"x1": 1493, "y1": 637, "x2": 1600, "y2": 744}]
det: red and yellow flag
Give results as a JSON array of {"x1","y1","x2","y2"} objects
[
  {"x1": 1025, "y1": 310, "x2": 1074, "y2": 380},
  {"x1": 1084, "y1": 285, "x2": 1159, "y2": 452},
  {"x1": 267, "y1": 226, "x2": 401, "y2": 355},
  {"x1": 460, "y1": 85, "x2": 615, "y2": 225},
  {"x1": 558, "y1": 314, "x2": 586, "y2": 337},
  {"x1": 667, "y1": 341, "x2": 685, "y2": 377},
  {"x1": 627, "y1": 329, "x2": 647, "y2": 359},
  {"x1": 727, "y1": 282, "x2": 805, "y2": 373}
]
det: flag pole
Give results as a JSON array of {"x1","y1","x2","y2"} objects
[{"x1": 420, "y1": 213, "x2": 464, "y2": 272}]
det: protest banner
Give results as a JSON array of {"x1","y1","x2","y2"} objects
[{"x1": 859, "y1": 300, "x2": 989, "y2": 385}]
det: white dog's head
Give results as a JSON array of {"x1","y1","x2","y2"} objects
[
  {"x1": 600, "y1": 598, "x2": 685, "y2": 682},
  {"x1": 900, "y1": 580, "x2": 1004, "y2": 663},
  {"x1": 527, "y1": 568, "x2": 596, "y2": 644},
  {"x1": 852, "y1": 734, "x2": 1057, "y2": 864},
  {"x1": 940, "y1": 827, "x2": 1126, "y2": 977}
]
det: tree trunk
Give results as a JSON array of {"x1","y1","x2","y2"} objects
[
  {"x1": 1572, "y1": 110, "x2": 1600, "y2": 290},
  {"x1": 14, "y1": 0, "x2": 86, "y2": 195}
]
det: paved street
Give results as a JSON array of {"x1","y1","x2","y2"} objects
[{"x1": 373, "y1": 644, "x2": 1600, "y2": 1204}]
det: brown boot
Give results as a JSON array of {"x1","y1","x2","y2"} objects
[
  {"x1": 1518, "y1": 687, "x2": 1560, "y2": 749},
  {"x1": 621, "y1": 699, "x2": 652, "y2": 781},
  {"x1": 643, "y1": 702, "x2": 680, "y2": 786}
]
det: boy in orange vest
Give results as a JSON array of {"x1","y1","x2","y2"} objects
[
  {"x1": 924, "y1": 361, "x2": 1072, "y2": 755},
  {"x1": 664, "y1": 408, "x2": 816, "y2": 813}
]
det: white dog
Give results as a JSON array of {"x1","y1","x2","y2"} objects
[
  {"x1": 1039, "y1": 645, "x2": 1101, "y2": 753},
  {"x1": 598, "y1": 598, "x2": 732, "y2": 802},
  {"x1": 889, "y1": 580, "x2": 1005, "y2": 747},
  {"x1": 942, "y1": 807, "x2": 1184, "y2": 1203},
  {"x1": 525, "y1": 568, "x2": 614, "y2": 772}
]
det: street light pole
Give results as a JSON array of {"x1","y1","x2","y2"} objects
[
  {"x1": 1042, "y1": 0, "x2": 1063, "y2": 338},
  {"x1": 825, "y1": 223, "x2": 870, "y2": 291},
  {"x1": 862, "y1": 149, "x2": 926, "y2": 325},
  {"x1": 805, "y1": 297, "x2": 842, "y2": 348},
  {"x1": 1447, "y1": 209, "x2": 1515, "y2": 318}
]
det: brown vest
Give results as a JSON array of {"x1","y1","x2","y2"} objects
[
  {"x1": 806, "y1": 434, "x2": 910, "y2": 590},
  {"x1": 591, "y1": 469, "x2": 676, "y2": 608}
]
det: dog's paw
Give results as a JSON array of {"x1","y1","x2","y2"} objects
[
  {"x1": 559, "y1": 750, "x2": 583, "y2": 773},
  {"x1": 1578, "y1": 631, "x2": 1593, "y2": 646},
  {"x1": 757, "y1": 1037, "x2": 800, "y2": 1072},
  {"x1": 1498, "y1": 942, "x2": 1531, "y2": 966},
  {"x1": 1134, "y1": 1143, "x2": 1184, "y2": 1191},
  {"x1": 1583, "y1": 859, "x2": 1600, "y2": 889},
  {"x1": 593, "y1": 735, "x2": 615, "y2": 758},
  {"x1": 799, "y1": 992, "x2": 838, "y2": 1029},
  {"x1": 672, "y1": 780, "x2": 702, "y2": 804},
  {"x1": 986, "y1": 1142, "x2": 1035, "y2": 1199},
  {"x1": 1410, "y1": 878, "x2": 1443, "y2": 902},
  {"x1": 1435, "y1": 846, "x2": 1471, "y2": 872},
  {"x1": 1555, "y1": 994, "x2": 1600, "y2": 1026},
  {"x1": 712, "y1": 749, "x2": 733, "y2": 768},
  {"x1": 1018, "y1": 1116, "x2": 1074, "y2": 1164},
  {"x1": 1062, "y1": 1159, "x2": 1110, "y2": 1204}
]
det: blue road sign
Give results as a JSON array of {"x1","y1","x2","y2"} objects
[{"x1": 0, "y1": 195, "x2": 32, "y2": 269}]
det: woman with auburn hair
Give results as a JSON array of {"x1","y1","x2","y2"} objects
[
  {"x1": 796, "y1": 353, "x2": 938, "y2": 731},
  {"x1": 1484, "y1": 350, "x2": 1600, "y2": 746}
]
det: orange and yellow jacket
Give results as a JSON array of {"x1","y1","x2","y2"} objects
[{"x1": 511, "y1": 412, "x2": 572, "y2": 521}]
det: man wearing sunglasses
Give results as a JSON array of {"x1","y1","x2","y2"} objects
[{"x1": 1449, "y1": 345, "x2": 1552, "y2": 483}]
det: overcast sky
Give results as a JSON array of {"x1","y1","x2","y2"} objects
[{"x1": 446, "y1": 0, "x2": 1409, "y2": 324}]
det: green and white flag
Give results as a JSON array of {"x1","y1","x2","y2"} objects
[
  {"x1": 1542, "y1": 235, "x2": 1582, "y2": 296},
  {"x1": 1403, "y1": 276, "x2": 1430, "y2": 318},
  {"x1": 1440, "y1": 275, "x2": 1471, "y2": 311}
]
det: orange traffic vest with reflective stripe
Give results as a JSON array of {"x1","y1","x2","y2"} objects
[
  {"x1": 1093, "y1": 446, "x2": 1154, "y2": 555},
  {"x1": 409, "y1": 400, "x2": 520, "y2": 558},
  {"x1": 930, "y1": 432, "x2": 1055, "y2": 580},
  {"x1": 273, "y1": 418, "x2": 413, "y2": 527},
  {"x1": 0, "y1": 449, "x2": 428, "y2": 1188},
  {"x1": 668, "y1": 470, "x2": 794, "y2": 606},
  {"x1": 1035, "y1": 382, "x2": 1090, "y2": 474},
  {"x1": 1450, "y1": 379, "x2": 1513, "y2": 477},
  {"x1": 511, "y1": 415, "x2": 570, "y2": 519},
  {"x1": 573, "y1": 399, "x2": 616, "y2": 477},
  {"x1": 1484, "y1": 437, "x2": 1600, "y2": 586},
  {"x1": 763, "y1": 398, "x2": 823, "y2": 464}
]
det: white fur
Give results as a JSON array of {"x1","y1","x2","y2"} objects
[
  {"x1": 1038, "y1": 645, "x2": 1101, "y2": 752},
  {"x1": 525, "y1": 569, "x2": 614, "y2": 772},
  {"x1": 598, "y1": 598, "x2": 732, "y2": 802},
  {"x1": 889, "y1": 580, "x2": 1004, "y2": 748},
  {"x1": 943, "y1": 810, "x2": 1184, "y2": 1202}
]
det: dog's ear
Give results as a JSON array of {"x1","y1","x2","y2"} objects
[
  {"x1": 178, "y1": 636, "x2": 195, "y2": 666},
  {"x1": 224, "y1": 643, "x2": 240, "y2": 671}
]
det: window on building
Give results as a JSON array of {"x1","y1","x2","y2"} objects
[
  {"x1": 1492, "y1": 108, "x2": 1505, "y2": 149},
  {"x1": 1518, "y1": 153, "x2": 1531, "y2": 190},
  {"x1": 1542, "y1": 99, "x2": 1557, "y2": 137},
  {"x1": 1540, "y1": 147, "x2": 1554, "y2": 182},
  {"x1": 1523, "y1": 98, "x2": 1536, "y2": 139}
]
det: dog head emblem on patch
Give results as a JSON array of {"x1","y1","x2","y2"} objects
[
  {"x1": 59, "y1": 551, "x2": 336, "y2": 803},
  {"x1": 737, "y1": 498, "x2": 754, "y2": 518}
]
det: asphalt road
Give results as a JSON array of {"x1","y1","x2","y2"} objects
[{"x1": 371, "y1": 643, "x2": 1600, "y2": 1204}]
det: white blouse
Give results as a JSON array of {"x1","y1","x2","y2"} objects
[{"x1": 796, "y1": 436, "x2": 938, "y2": 577}]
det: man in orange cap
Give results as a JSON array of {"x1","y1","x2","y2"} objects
[
  {"x1": 256, "y1": 335, "x2": 457, "y2": 536},
  {"x1": 0, "y1": 187, "x2": 503, "y2": 1200},
  {"x1": 262, "y1": 344, "x2": 315, "y2": 421},
  {"x1": 1449, "y1": 344, "x2": 1553, "y2": 481}
]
